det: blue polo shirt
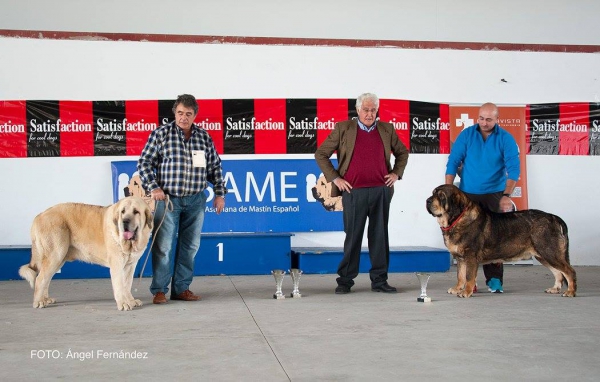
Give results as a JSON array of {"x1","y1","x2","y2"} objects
[{"x1": 446, "y1": 124, "x2": 520, "y2": 194}]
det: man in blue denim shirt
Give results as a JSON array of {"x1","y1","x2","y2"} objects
[
  {"x1": 138, "y1": 94, "x2": 227, "y2": 304},
  {"x1": 445, "y1": 102, "x2": 520, "y2": 293}
]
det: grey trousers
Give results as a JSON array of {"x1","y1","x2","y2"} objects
[{"x1": 337, "y1": 186, "x2": 391, "y2": 288}]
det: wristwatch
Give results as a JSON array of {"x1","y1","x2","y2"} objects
[{"x1": 502, "y1": 193, "x2": 511, "y2": 198}]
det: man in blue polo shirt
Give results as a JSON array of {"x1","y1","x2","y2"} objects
[{"x1": 445, "y1": 102, "x2": 520, "y2": 293}]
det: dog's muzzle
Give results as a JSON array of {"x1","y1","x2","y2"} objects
[{"x1": 425, "y1": 197, "x2": 433, "y2": 215}]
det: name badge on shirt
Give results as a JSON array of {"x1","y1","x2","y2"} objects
[{"x1": 192, "y1": 150, "x2": 206, "y2": 168}]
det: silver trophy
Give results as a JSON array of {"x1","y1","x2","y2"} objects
[
  {"x1": 416, "y1": 272, "x2": 432, "y2": 302},
  {"x1": 272, "y1": 269, "x2": 286, "y2": 299},
  {"x1": 289, "y1": 268, "x2": 303, "y2": 298}
]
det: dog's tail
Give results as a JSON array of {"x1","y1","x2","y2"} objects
[
  {"x1": 19, "y1": 264, "x2": 37, "y2": 289},
  {"x1": 556, "y1": 215, "x2": 570, "y2": 263}
]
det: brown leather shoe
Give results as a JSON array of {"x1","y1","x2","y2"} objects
[
  {"x1": 153, "y1": 292, "x2": 168, "y2": 304},
  {"x1": 171, "y1": 290, "x2": 201, "y2": 301}
]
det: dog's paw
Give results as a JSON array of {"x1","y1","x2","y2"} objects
[
  {"x1": 44, "y1": 297, "x2": 56, "y2": 305},
  {"x1": 562, "y1": 290, "x2": 576, "y2": 297},
  {"x1": 33, "y1": 300, "x2": 47, "y2": 308},
  {"x1": 545, "y1": 287, "x2": 561, "y2": 294},
  {"x1": 131, "y1": 299, "x2": 143, "y2": 307},
  {"x1": 457, "y1": 291, "x2": 473, "y2": 298},
  {"x1": 447, "y1": 287, "x2": 461, "y2": 295},
  {"x1": 116, "y1": 301, "x2": 134, "y2": 311}
]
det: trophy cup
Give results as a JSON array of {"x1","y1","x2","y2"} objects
[
  {"x1": 271, "y1": 269, "x2": 286, "y2": 299},
  {"x1": 416, "y1": 272, "x2": 432, "y2": 302},
  {"x1": 289, "y1": 268, "x2": 303, "y2": 298}
]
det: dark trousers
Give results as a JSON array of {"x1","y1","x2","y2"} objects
[
  {"x1": 337, "y1": 186, "x2": 391, "y2": 288},
  {"x1": 463, "y1": 191, "x2": 504, "y2": 285}
]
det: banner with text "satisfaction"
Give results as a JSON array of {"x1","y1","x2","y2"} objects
[{"x1": 1, "y1": 99, "x2": 598, "y2": 158}]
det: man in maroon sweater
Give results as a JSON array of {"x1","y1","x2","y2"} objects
[{"x1": 314, "y1": 93, "x2": 409, "y2": 294}]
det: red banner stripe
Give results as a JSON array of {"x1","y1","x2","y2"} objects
[
  {"x1": 125, "y1": 101, "x2": 157, "y2": 156},
  {"x1": 196, "y1": 99, "x2": 224, "y2": 154},
  {"x1": 379, "y1": 99, "x2": 410, "y2": 151},
  {"x1": 254, "y1": 99, "x2": 286, "y2": 154},
  {"x1": 59, "y1": 101, "x2": 94, "y2": 157},
  {"x1": 0, "y1": 101, "x2": 27, "y2": 158},
  {"x1": 559, "y1": 103, "x2": 589, "y2": 155},
  {"x1": 438, "y1": 103, "x2": 450, "y2": 154},
  {"x1": 316, "y1": 99, "x2": 348, "y2": 146}
]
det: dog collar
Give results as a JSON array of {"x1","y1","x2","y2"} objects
[{"x1": 441, "y1": 209, "x2": 467, "y2": 232}]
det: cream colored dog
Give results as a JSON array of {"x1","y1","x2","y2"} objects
[
  {"x1": 311, "y1": 175, "x2": 343, "y2": 211},
  {"x1": 19, "y1": 196, "x2": 153, "y2": 310}
]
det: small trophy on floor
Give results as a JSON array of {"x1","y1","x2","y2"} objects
[
  {"x1": 289, "y1": 268, "x2": 303, "y2": 298},
  {"x1": 416, "y1": 272, "x2": 432, "y2": 302},
  {"x1": 272, "y1": 269, "x2": 286, "y2": 299}
]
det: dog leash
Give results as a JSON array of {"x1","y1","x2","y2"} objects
[{"x1": 134, "y1": 195, "x2": 173, "y2": 292}]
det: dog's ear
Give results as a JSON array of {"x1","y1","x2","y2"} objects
[
  {"x1": 145, "y1": 205, "x2": 154, "y2": 230},
  {"x1": 447, "y1": 190, "x2": 468, "y2": 219},
  {"x1": 439, "y1": 191, "x2": 448, "y2": 212},
  {"x1": 113, "y1": 200, "x2": 121, "y2": 228}
]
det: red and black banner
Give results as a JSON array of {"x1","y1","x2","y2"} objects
[
  {"x1": 527, "y1": 102, "x2": 600, "y2": 155},
  {"x1": 1, "y1": 99, "x2": 599, "y2": 158}
]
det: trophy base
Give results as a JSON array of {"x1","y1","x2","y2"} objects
[
  {"x1": 273, "y1": 293, "x2": 286, "y2": 300},
  {"x1": 290, "y1": 292, "x2": 302, "y2": 298},
  {"x1": 417, "y1": 296, "x2": 431, "y2": 303}
]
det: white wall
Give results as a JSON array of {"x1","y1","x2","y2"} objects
[
  {"x1": 1, "y1": 0, "x2": 599, "y2": 45},
  {"x1": 1, "y1": 0, "x2": 600, "y2": 264}
]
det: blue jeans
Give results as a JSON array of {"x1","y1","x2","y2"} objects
[{"x1": 149, "y1": 192, "x2": 207, "y2": 296}]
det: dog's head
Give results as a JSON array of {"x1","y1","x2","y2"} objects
[
  {"x1": 426, "y1": 184, "x2": 471, "y2": 229},
  {"x1": 124, "y1": 174, "x2": 156, "y2": 212},
  {"x1": 112, "y1": 196, "x2": 153, "y2": 252},
  {"x1": 311, "y1": 175, "x2": 343, "y2": 212}
]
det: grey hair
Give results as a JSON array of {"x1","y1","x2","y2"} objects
[
  {"x1": 356, "y1": 93, "x2": 380, "y2": 111},
  {"x1": 172, "y1": 94, "x2": 199, "y2": 115}
]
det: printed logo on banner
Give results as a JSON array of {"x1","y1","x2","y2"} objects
[
  {"x1": 93, "y1": 101, "x2": 127, "y2": 156},
  {"x1": 286, "y1": 99, "x2": 318, "y2": 154},
  {"x1": 158, "y1": 99, "x2": 176, "y2": 127},
  {"x1": 196, "y1": 99, "x2": 224, "y2": 154},
  {"x1": 27, "y1": 101, "x2": 61, "y2": 157},
  {"x1": 558, "y1": 103, "x2": 589, "y2": 155},
  {"x1": 409, "y1": 101, "x2": 449, "y2": 153},
  {"x1": 255, "y1": 99, "x2": 286, "y2": 154},
  {"x1": 59, "y1": 101, "x2": 94, "y2": 156},
  {"x1": 111, "y1": 159, "x2": 343, "y2": 232},
  {"x1": 0, "y1": 101, "x2": 27, "y2": 158},
  {"x1": 223, "y1": 99, "x2": 255, "y2": 154},
  {"x1": 590, "y1": 103, "x2": 600, "y2": 155},
  {"x1": 528, "y1": 103, "x2": 560, "y2": 155},
  {"x1": 379, "y1": 99, "x2": 410, "y2": 150},
  {"x1": 315, "y1": 99, "x2": 348, "y2": 147},
  {"x1": 3, "y1": 98, "x2": 599, "y2": 158},
  {"x1": 125, "y1": 100, "x2": 158, "y2": 156}
]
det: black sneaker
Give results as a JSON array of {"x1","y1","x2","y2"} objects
[{"x1": 335, "y1": 285, "x2": 351, "y2": 294}]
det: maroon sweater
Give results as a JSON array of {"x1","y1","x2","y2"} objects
[{"x1": 344, "y1": 128, "x2": 388, "y2": 189}]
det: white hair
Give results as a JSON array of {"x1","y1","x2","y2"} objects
[{"x1": 356, "y1": 93, "x2": 379, "y2": 110}]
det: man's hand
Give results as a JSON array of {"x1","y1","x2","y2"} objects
[
  {"x1": 500, "y1": 196, "x2": 514, "y2": 212},
  {"x1": 214, "y1": 196, "x2": 225, "y2": 214},
  {"x1": 384, "y1": 173, "x2": 399, "y2": 187},
  {"x1": 333, "y1": 177, "x2": 353, "y2": 193},
  {"x1": 151, "y1": 188, "x2": 166, "y2": 201}
]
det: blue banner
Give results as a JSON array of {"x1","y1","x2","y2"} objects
[{"x1": 111, "y1": 159, "x2": 342, "y2": 232}]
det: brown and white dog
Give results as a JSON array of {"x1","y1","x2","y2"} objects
[
  {"x1": 426, "y1": 184, "x2": 576, "y2": 298},
  {"x1": 19, "y1": 196, "x2": 153, "y2": 310}
]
